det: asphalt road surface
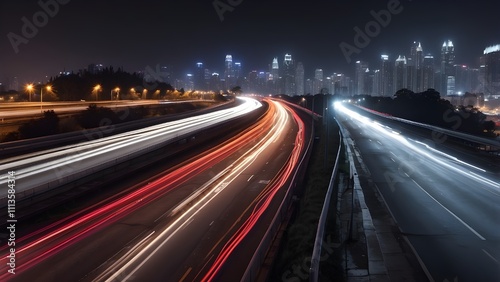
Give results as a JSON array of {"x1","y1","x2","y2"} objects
[{"x1": 336, "y1": 102, "x2": 500, "y2": 282}]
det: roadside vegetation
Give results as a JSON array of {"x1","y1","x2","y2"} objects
[
  {"x1": 355, "y1": 88, "x2": 497, "y2": 137},
  {"x1": 270, "y1": 114, "x2": 344, "y2": 282}
]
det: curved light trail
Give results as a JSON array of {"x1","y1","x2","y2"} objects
[
  {"x1": 97, "y1": 99, "x2": 297, "y2": 282},
  {"x1": 0, "y1": 97, "x2": 268, "y2": 280},
  {"x1": 201, "y1": 102, "x2": 305, "y2": 281},
  {"x1": 0, "y1": 97, "x2": 262, "y2": 201}
]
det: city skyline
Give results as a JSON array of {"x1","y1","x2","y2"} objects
[{"x1": 1, "y1": 0, "x2": 498, "y2": 87}]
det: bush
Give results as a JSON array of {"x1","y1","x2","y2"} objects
[
  {"x1": 78, "y1": 104, "x2": 119, "y2": 129},
  {"x1": 18, "y1": 110, "x2": 60, "y2": 139}
]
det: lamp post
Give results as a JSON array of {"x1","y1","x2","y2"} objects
[
  {"x1": 111, "y1": 87, "x2": 120, "y2": 100},
  {"x1": 41, "y1": 85, "x2": 51, "y2": 112},
  {"x1": 26, "y1": 84, "x2": 34, "y2": 102},
  {"x1": 94, "y1": 84, "x2": 101, "y2": 101}
]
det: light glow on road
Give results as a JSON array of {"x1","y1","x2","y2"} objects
[
  {"x1": 336, "y1": 102, "x2": 499, "y2": 192},
  {"x1": 0, "y1": 97, "x2": 262, "y2": 200}
]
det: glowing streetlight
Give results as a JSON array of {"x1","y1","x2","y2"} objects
[
  {"x1": 26, "y1": 83, "x2": 34, "y2": 102},
  {"x1": 41, "y1": 85, "x2": 52, "y2": 112},
  {"x1": 111, "y1": 87, "x2": 120, "y2": 100},
  {"x1": 93, "y1": 84, "x2": 101, "y2": 101}
]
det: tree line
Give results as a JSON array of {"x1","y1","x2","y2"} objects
[{"x1": 355, "y1": 88, "x2": 496, "y2": 137}]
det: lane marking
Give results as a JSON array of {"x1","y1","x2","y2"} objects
[
  {"x1": 482, "y1": 249, "x2": 499, "y2": 264},
  {"x1": 179, "y1": 267, "x2": 192, "y2": 282},
  {"x1": 410, "y1": 178, "x2": 486, "y2": 241},
  {"x1": 247, "y1": 175, "x2": 254, "y2": 182}
]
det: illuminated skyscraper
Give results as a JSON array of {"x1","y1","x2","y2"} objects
[
  {"x1": 482, "y1": 44, "x2": 500, "y2": 98},
  {"x1": 394, "y1": 55, "x2": 407, "y2": 93},
  {"x1": 314, "y1": 68, "x2": 323, "y2": 94},
  {"x1": 224, "y1": 54, "x2": 233, "y2": 89},
  {"x1": 295, "y1": 62, "x2": 304, "y2": 96},
  {"x1": 234, "y1": 62, "x2": 242, "y2": 79},
  {"x1": 380, "y1": 55, "x2": 392, "y2": 96},
  {"x1": 410, "y1": 41, "x2": 424, "y2": 92},
  {"x1": 195, "y1": 62, "x2": 205, "y2": 90},
  {"x1": 271, "y1": 57, "x2": 280, "y2": 93},
  {"x1": 441, "y1": 40, "x2": 455, "y2": 95},
  {"x1": 422, "y1": 55, "x2": 435, "y2": 90},
  {"x1": 355, "y1": 60, "x2": 368, "y2": 94},
  {"x1": 283, "y1": 53, "x2": 295, "y2": 95}
]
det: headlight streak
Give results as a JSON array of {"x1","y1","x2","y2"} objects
[
  {"x1": 101, "y1": 100, "x2": 291, "y2": 282},
  {"x1": 336, "y1": 103, "x2": 499, "y2": 191},
  {"x1": 201, "y1": 101, "x2": 305, "y2": 282},
  {"x1": 0, "y1": 98, "x2": 262, "y2": 198},
  {"x1": 0, "y1": 98, "x2": 266, "y2": 279}
]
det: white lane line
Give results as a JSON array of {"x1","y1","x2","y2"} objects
[
  {"x1": 247, "y1": 175, "x2": 254, "y2": 182},
  {"x1": 410, "y1": 178, "x2": 486, "y2": 241},
  {"x1": 482, "y1": 249, "x2": 499, "y2": 264},
  {"x1": 377, "y1": 141, "x2": 382, "y2": 145},
  {"x1": 390, "y1": 157, "x2": 396, "y2": 163}
]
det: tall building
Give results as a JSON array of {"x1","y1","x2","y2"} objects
[
  {"x1": 422, "y1": 55, "x2": 435, "y2": 90},
  {"x1": 271, "y1": 57, "x2": 280, "y2": 94},
  {"x1": 234, "y1": 62, "x2": 242, "y2": 80},
  {"x1": 283, "y1": 53, "x2": 295, "y2": 95},
  {"x1": 380, "y1": 55, "x2": 392, "y2": 96},
  {"x1": 482, "y1": 44, "x2": 500, "y2": 98},
  {"x1": 332, "y1": 73, "x2": 351, "y2": 96},
  {"x1": 8, "y1": 76, "x2": 19, "y2": 91},
  {"x1": 295, "y1": 62, "x2": 304, "y2": 96},
  {"x1": 88, "y1": 63, "x2": 104, "y2": 74},
  {"x1": 373, "y1": 69, "x2": 381, "y2": 96},
  {"x1": 224, "y1": 54, "x2": 233, "y2": 89},
  {"x1": 411, "y1": 41, "x2": 423, "y2": 69},
  {"x1": 305, "y1": 78, "x2": 313, "y2": 95},
  {"x1": 441, "y1": 40, "x2": 455, "y2": 95},
  {"x1": 314, "y1": 68, "x2": 324, "y2": 94},
  {"x1": 364, "y1": 68, "x2": 374, "y2": 95},
  {"x1": 210, "y1": 72, "x2": 221, "y2": 92},
  {"x1": 355, "y1": 61, "x2": 368, "y2": 94},
  {"x1": 195, "y1": 62, "x2": 205, "y2": 90},
  {"x1": 394, "y1": 55, "x2": 407, "y2": 93},
  {"x1": 410, "y1": 41, "x2": 424, "y2": 92}
]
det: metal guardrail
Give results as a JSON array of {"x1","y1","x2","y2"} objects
[
  {"x1": 309, "y1": 133, "x2": 342, "y2": 282},
  {"x1": 354, "y1": 104, "x2": 500, "y2": 148}
]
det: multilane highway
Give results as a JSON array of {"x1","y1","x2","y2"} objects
[
  {"x1": 0, "y1": 97, "x2": 262, "y2": 205},
  {"x1": 336, "y1": 102, "x2": 500, "y2": 282},
  {"x1": 0, "y1": 99, "x2": 308, "y2": 281}
]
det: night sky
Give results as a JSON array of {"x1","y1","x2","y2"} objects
[{"x1": 0, "y1": 0, "x2": 498, "y2": 85}]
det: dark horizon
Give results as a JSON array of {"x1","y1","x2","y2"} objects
[{"x1": 0, "y1": 0, "x2": 498, "y2": 85}]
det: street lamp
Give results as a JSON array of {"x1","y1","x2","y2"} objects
[
  {"x1": 93, "y1": 84, "x2": 101, "y2": 101},
  {"x1": 111, "y1": 87, "x2": 120, "y2": 100},
  {"x1": 26, "y1": 84, "x2": 34, "y2": 102},
  {"x1": 41, "y1": 85, "x2": 52, "y2": 112}
]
